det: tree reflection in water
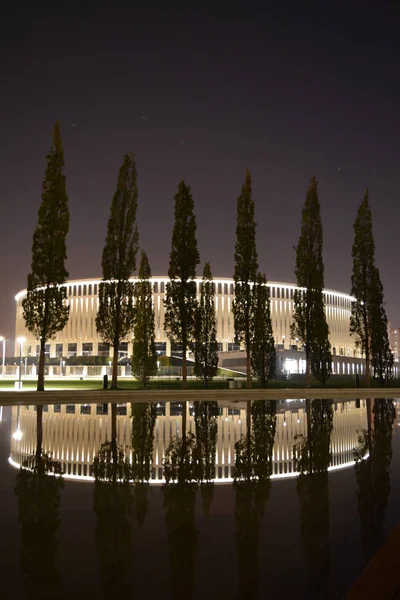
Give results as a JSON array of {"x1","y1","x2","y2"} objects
[
  {"x1": 92, "y1": 403, "x2": 133, "y2": 598},
  {"x1": 234, "y1": 400, "x2": 277, "y2": 600},
  {"x1": 163, "y1": 401, "x2": 199, "y2": 599},
  {"x1": 15, "y1": 404, "x2": 64, "y2": 600},
  {"x1": 293, "y1": 399, "x2": 333, "y2": 600},
  {"x1": 193, "y1": 401, "x2": 218, "y2": 515},
  {"x1": 354, "y1": 398, "x2": 395, "y2": 564},
  {"x1": 131, "y1": 402, "x2": 157, "y2": 528}
]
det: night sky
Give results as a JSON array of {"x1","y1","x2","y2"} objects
[{"x1": 1, "y1": 2, "x2": 400, "y2": 348}]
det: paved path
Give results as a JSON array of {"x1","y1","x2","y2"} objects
[{"x1": 0, "y1": 387, "x2": 399, "y2": 404}]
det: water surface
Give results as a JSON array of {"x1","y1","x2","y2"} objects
[{"x1": 1, "y1": 397, "x2": 399, "y2": 599}]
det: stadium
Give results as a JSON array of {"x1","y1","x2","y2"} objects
[
  {"x1": 13, "y1": 275, "x2": 385, "y2": 378},
  {"x1": 9, "y1": 399, "x2": 368, "y2": 482}
]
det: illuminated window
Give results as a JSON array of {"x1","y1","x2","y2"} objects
[
  {"x1": 67, "y1": 343, "x2": 77, "y2": 357},
  {"x1": 82, "y1": 342, "x2": 93, "y2": 356},
  {"x1": 98, "y1": 343, "x2": 110, "y2": 357}
]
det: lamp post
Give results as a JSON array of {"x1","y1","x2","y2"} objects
[
  {"x1": 0, "y1": 336, "x2": 5, "y2": 377},
  {"x1": 16, "y1": 337, "x2": 26, "y2": 390}
]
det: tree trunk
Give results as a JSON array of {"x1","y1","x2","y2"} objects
[
  {"x1": 246, "y1": 351, "x2": 252, "y2": 389},
  {"x1": 111, "y1": 344, "x2": 119, "y2": 390},
  {"x1": 36, "y1": 404, "x2": 43, "y2": 458},
  {"x1": 37, "y1": 338, "x2": 46, "y2": 392},
  {"x1": 182, "y1": 349, "x2": 187, "y2": 389}
]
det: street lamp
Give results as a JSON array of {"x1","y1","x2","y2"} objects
[
  {"x1": 0, "y1": 336, "x2": 5, "y2": 377},
  {"x1": 16, "y1": 337, "x2": 26, "y2": 390}
]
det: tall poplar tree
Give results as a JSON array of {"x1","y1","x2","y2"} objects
[
  {"x1": 164, "y1": 180, "x2": 200, "y2": 388},
  {"x1": 232, "y1": 169, "x2": 258, "y2": 389},
  {"x1": 370, "y1": 267, "x2": 393, "y2": 383},
  {"x1": 251, "y1": 273, "x2": 276, "y2": 386},
  {"x1": 350, "y1": 191, "x2": 392, "y2": 387},
  {"x1": 96, "y1": 153, "x2": 139, "y2": 389},
  {"x1": 291, "y1": 176, "x2": 331, "y2": 387},
  {"x1": 310, "y1": 302, "x2": 332, "y2": 385},
  {"x1": 193, "y1": 262, "x2": 218, "y2": 387},
  {"x1": 350, "y1": 192, "x2": 375, "y2": 386},
  {"x1": 131, "y1": 251, "x2": 157, "y2": 387},
  {"x1": 22, "y1": 122, "x2": 70, "y2": 392}
]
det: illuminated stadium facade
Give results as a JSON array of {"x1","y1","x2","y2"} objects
[
  {"x1": 9, "y1": 400, "x2": 368, "y2": 482},
  {"x1": 14, "y1": 276, "x2": 382, "y2": 376}
]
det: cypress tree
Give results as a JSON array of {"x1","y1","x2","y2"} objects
[
  {"x1": 232, "y1": 169, "x2": 258, "y2": 389},
  {"x1": 310, "y1": 302, "x2": 332, "y2": 385},
  {"x1": 164, "y1": 181, "x2": 200, "y2": 389},
  {"x1": 193, "y1": 262, "x2": 218, "y2": 387},
  {"x1": 22, "y1": 122, "x2": 70, "y2": 392},
  {"x1": 251, "y1": 273, "x2": 276, "y2": 386},
  {"x1": 350, "y1": 191, "x2": 391, "y2": 387},
  {"x1": 131, "y1": 251, "x2": 157, "y2": 387},
  {"x1": 95, "y1": 153, "x2": 139, "y2": 390},
  {"x1": 370, "y1": 267, "x2": 393, "y2": 384},
  {"x1": 291, "y1": 176, "x2": 331, "y2": 387}
]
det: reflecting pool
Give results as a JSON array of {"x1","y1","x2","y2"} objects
[{"x1": 1, "y1": 398, "x2": 399, "y2": 599}]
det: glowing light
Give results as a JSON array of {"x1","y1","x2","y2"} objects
[{"x1": 12, "y1": 428, "x2": 23, "y2": 441}]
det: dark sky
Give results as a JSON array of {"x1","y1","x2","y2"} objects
[{"x1": 1, "y1": 1, "x2": 400, "y2": 347}]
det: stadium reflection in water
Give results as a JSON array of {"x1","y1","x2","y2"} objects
[{"x1": 9, "y1": 399, "x2": 368, "y2": 481}]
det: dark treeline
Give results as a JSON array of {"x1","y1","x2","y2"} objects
[{"x1": 22, "y1": 123, "x2": 392, "y2": 390}]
